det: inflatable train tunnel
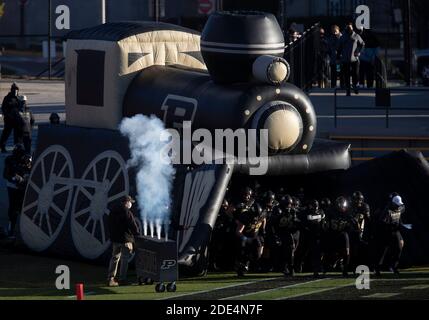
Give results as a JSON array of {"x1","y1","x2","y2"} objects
[{"x1": 17, "y1": 12, "x2": 429, "y2": 274}]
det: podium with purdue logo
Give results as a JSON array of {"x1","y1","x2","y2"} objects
[{"x1": 135, "y1": 236, "x2": 178, "y2": 292}]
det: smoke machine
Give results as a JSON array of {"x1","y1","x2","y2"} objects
[{"x1": 135, "y1": 236, "x2": 178, "y2": 292}]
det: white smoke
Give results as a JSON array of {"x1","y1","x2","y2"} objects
[{"x1": 119, "y1": 115, "x2": 175, "y2": 240}]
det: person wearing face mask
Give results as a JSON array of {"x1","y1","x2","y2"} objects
[
  {"x1": 338, "y1": 23, "x2": 365, "y2": 96},
  {"x1": 107, "y1": 195, "x2": 140, "y2": 286},
  {"x1": 1, "y1": 83, "x2": 21, "y2": 153}
]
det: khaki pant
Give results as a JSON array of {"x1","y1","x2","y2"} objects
[{"x1": 107, "y1": 242, "x2": 133, "y2": 281}]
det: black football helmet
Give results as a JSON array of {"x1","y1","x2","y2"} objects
[
  {"x1": 249, "y1": 202, "x2": 263, "y2": 218},
  {"x1": 280, "y1": 194, "x2": 294, "y2": 209},
  {"x1": 292, "y1": 196, "x2": 301, "y2": 209},
  {"x1": 320, "y1": 198, "x2": 331, "y2": 210},
  {"x1": 222, "y1": 199, "x2": 229, "y2": 210},
  {"x1": 264, "y1": 191, "x2": 276, "y2": 206},
  {"x1": 241, "y1": 186, "x2": 253, "y2": 202},
  {"x1": 352, "y1": 191, "x2": 364, "y2": 205},
  {"x1": 335, "y1": 196, "x2": 349, "y2": 213},
  {"x1": 21, "y1": 154, "x2": 33, "y2": 168},
  {"x1": 307, "y1": 199, "x2": 319, "y2": 211}
]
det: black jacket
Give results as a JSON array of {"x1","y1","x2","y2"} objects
[
  {"x1": 108, "y1": 205, "x2": 140, "y2": 243},
  {"x1": 378, "y1": 204, "x2": 404, "y2": 232},
  {"x1": 3, "y1": 154, "x2": 30, "y2": 190},
  {"x1": 1, "y1": 93, "x2": 21, "y2": 122},
  {"x1": 18, "y1": 109, "x2": 35, "y2": 134},
  {"x1": 338, "y1": 31, "x2": 365, "y2": 63}
]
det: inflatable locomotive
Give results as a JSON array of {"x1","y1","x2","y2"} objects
[{"x1": 17, "y1": 12, "x2": 429, "y2": 271}]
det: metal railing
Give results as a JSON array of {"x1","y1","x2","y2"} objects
[
  {"x1": 284, "y1": 23, "x2": 321, "y2": 91},
  {"x1": 333, "y1": 87, "x2": 429, "y2": 128}
]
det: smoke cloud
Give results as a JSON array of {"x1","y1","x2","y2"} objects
[{"x1": 119, "y1": 115, "x2": 176, "y2": 239}]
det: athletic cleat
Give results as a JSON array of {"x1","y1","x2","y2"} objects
[{"x1": 108, "y1": 278, "x2": 119, "y2": 287}]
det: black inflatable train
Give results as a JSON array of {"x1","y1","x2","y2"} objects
[{"x1": 18, "y1": 12, "x2": 429, "y2": 273}]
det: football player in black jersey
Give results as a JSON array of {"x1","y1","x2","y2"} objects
[
  {"x1": 236, "y1": 186, "x2": 255, "y2": 212},
  {"x1": 298, "y1": 199, "x2": 326, "y2": 277},
  {"x1": 234, "y1": 202, "x2": 267, "y2": 277},
  {"x1": 272, "y1": 195, "x2": 301, "y2": 276},
  {"x1": 324, "y1": 196, "x2": 352, "y2": 277},
  {"x1": 349, "y1": 191, "x2": 371, "y2": 270}
]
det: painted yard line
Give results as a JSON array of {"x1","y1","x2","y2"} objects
[
  {"x1": 66, "y1": 291, "x2": 96, "y2": 299},
  {"x1": 276, "y1": 282, "x2": 355, "y2": 300},
  {"x1": 372, "y1": 278, "x2": 429, "y2": 282},
  {"x1": 402, "y1": 284, "x2": 429, "y2": 290},
  {"x1": 362, "y1": 293, "x2": 401, "y2": 298},
  {"x1": 159, "y1": 277, "x2": 278, "y2": 300},
  {"x1": 275, "y1": 278, "x2": 429, "y2": 300},
  {"x1": 221, "y1": 278, "x2": 328, "y2": 300}
]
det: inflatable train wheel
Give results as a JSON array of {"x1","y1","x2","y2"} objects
[
  {"x1": 20, "y1": 145, "x2": 74, "y2": 251},
  {"x1": 71, "y1": 151, "x2": 129, "y2": 259}
]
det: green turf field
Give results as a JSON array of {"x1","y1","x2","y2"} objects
[{"x1": 0, "y1": 251, "x2": 428, "y2": 300}]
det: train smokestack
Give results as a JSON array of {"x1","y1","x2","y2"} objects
[{"x1": 201, "y1": 11, "x2": 285, "y2": 84}]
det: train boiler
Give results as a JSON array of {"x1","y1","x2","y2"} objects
[{"x1": 17, "y1": 12, "x2": 352, "y2": 273}]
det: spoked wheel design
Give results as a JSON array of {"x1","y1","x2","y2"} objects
[
  {"x1": 71, "y1": 151, "x2": 129, "y2": 259},
  {"x1": 20, "y1": 145, "x2": 74, "y2": 251}
]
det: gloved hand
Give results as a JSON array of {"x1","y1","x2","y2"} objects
[{"x1": 13, "y1": 175, "x2": 24, "y2": 184}]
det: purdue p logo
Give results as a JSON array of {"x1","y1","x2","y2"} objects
[{"x1": 160, "y1": 259, "x2": 177, "y2": 270}]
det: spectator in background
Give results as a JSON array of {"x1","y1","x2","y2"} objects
[
  {"x1": 3, "y1": 144, "x2": 31, "y2": 237},
  {"x1": 17, "y1": 95, "x2": 35, "y2": 154},
  {"x1": 327, "y1": 25, "x2": 343, "y2": 88},
  {"x1": 338, "y1": 23, "x2": 365, "y2": 96},
  {"x1": 49, "y1": 112, "x2": 60, "y2": 125},
  {"x1": 317, "y1": 28, "x2": 330, "y2": 88},
  {"x1": 107, "y1": 195, "x2": 140, "y2": 286},
  {"x1": 1, "y1": 83, "x2": 21, "y2": 153},
  {"x1": 357, "y1": 28, "x2": 380, "y2": 88},
  {"x1": 288, "y1": 24, "x2": 301, "y2": 43}
]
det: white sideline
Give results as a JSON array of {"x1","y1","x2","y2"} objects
[
  {"x1": 276, "y1": 282, "x2": 355, "y2": 300},
  {"x1": 158, "y1": 277, "x2": 278, "y2": 300},
  {"x1": 221, "y1": 278, "x2": 328, "y2": 300},
  {"x1": 276, "y1": 277, "x2": 429, "y2": 300}
]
